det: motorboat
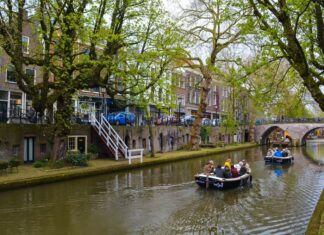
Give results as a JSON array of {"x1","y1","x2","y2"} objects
[
  {"x1": 264, "y1": 155, "x2": 294, "y2": 164},
  {"x1": 194, "y1": 173, "x2": 252, "y2": 190}
]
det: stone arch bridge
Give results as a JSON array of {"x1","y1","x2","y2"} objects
[{"x1": 254, "y1": 118, "x2": 324, "y2": 146}]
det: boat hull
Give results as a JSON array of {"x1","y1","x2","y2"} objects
[
  {"x1": 264, "y1": 156, "x2": 294, "y2": 164},
  {"x1": 194, "y1": 174, "x2": 252, "y2": 190}
]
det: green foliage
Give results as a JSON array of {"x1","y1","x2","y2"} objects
[
  {"x1": 200, "y1": 126, "x2": 212, "y2": 143},
  {"x1": 248, "y1": 0, "x2": 324, "y2": 110},
  {"x1": 8, "y1": 157, "x2": 20, "y2": 168},
  {"x1": 0, "y1": 0, "x2": 185, "y2": 158},
  {"x1": 49, "y1": 159, "x2": 66, "y2": 169},
  {"x1": 88, "y1": 144, "x2": 99, "y2": 154},
  {"x1": 33, "y1": 160, "x2": 48, "y2": 168},
  {"x1": 65, "y1": 152, "x2": 88, "y2": 167},
  {"x1": 0, "y1": 161, "x2": 8, "y2": 171}
]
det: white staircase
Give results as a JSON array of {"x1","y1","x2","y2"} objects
[{"x1": 91, "y1": 114, "x2": 144, "y2": 164}]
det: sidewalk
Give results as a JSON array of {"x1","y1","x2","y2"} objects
[{"x1": 0, "y1": 143, "x2": 257, "y2": 191}]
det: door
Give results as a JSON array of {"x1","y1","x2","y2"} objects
[
  {"x1": 24, "y1": 137, "x2": 35, "y2": 162},
  {"x1": 0, "y1": 101, "x2": 7, "y2": 123},
  {"x1": 77, "y1": 137, "x2": 86, "y2": 153}
]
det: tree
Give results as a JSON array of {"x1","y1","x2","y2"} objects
[
  {"x1": 244, "y1": 58, "x2": 313, "y2": 118},
  {"x1": 248, "y1": 0, "x2": 324, "y2": 110},
  {"x1": 176, "y1": 0, "x2": 252, "y2": 150},
  {"x1": 0, "y1": 0, "x2": 182, "y2": 159}
]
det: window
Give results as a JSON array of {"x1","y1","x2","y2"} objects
[
  {"x1": 6, "y1": 64, "x2": 16, "y2": 83},
  {"x1": 178, "y1": 95, "x2": 185, "y2": 106},
  {"x1": 26, "y1": 69, "x2": 36, "y2": 84},
  {"x1": 10, "y1": 92, "x2": 22, "y2": 111},
  {"x1": 12, "y1": 144, "x2": 20, "y2": 156},
  {"x1": 26, "y1": 94, "x2": 32, "y2": 110},
  {"x1": 195, "y1": 91, "x2": 200, "y2": 104},
  {"x1": 40, "y1": 143, "x2": 47, "y2": 155},
  {"x1": 22, "y1": 36, "x2": 29, "y2": 54},
  {"x1": 180, "y1": 76, "x2": 185, "y2": 88},
  {"x1": 67, "y1": 136, "x2": 87, "y2": 153},
  {"x1": 68, "y1": 137, "x2": 76, "y2": 150},
  {"x1": 0, "y1": 90, "x2": 8, "y2": 101},
  {"x1": 212, "y1": 92, "x2": 217, "y2": 106}
]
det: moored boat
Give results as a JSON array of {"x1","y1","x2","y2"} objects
[
  {"x1": 264, "y1": 155, "x2": 294, "y2": 164},
  {"x1": 194, "y1": 173, "x2": 252, "y2": 190}
]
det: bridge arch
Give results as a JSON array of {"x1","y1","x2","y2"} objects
[
  {"x1": 255, "y1": 122, "x2": 324, "y2": 146},
  {"x1": 301, "y1": 127, "x2": 323, "y2": 146},
  {"x1": 260, "y1": 126, "x2": 281, "y2": 145}
]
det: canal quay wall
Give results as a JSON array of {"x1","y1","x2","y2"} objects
[
  {"x1": 0, "y1": 123, "x2": 242, "y2": 161},
  {"x1": 0, "y1": 143, "x2": 257, "y2": 191},
  {"x1": 306, "y1": 190, "x2": 324, "y2": 235}
]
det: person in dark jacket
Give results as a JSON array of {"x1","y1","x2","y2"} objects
[
  {"x1": 239, "y1": 161, "x2": 247, "y2": 175},
  {"x1": 214, "y1": 164, "x2": 224, "y2": 178},
  {"x1": 231, "y1": 165, "x2": 239, "y2": 178},
  {"x1": 223, "y1": 166, "x2": 232, "y2": 178}
]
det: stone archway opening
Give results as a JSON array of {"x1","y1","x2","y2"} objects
[
  {"x1": 261, "y1": 126, "x2": 290, "y2": 146},
  {"x1": 301, "y1": 127, "x2": 324, "y2": 146}
]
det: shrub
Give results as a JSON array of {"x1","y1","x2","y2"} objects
[
  {"x1": 9, "y1": 157, "x2": 20, "y2": 168},
  {"x1": 88, "y1": 144, "x2": 98, "y2": 154},
  {"x1": 0, "y1": 161, "x2": 8, "y2": 171},
  {"x1": 49, "y1": 159, "x2": 65, "y2": 169},
  {"x1": 33, "y1": 160, "x2": 48, "y2": 168},
  {"x1": 65, "y1": 151, "x2": 88, "y2": 167}
]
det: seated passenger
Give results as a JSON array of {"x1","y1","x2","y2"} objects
[
  {"x1": 242, "y1": 159, "x2": 251, "y2": 174},
  {"x1": 224, "y1": 158, "x2": 232, "y2": 169},
  {"x1": 223, "y1": 166, "x2": 232, "y2": 178},
  {"x1": 214, "y1": 164, "x2": 225, "y2": 178},
  {"x1": 267, "y1": 149, "x2": 273, "y2": 157},
  {"x1": 204, "y1": 160, "x2": 214, "y2": 175},
  {"x1": 230, "y1": 165, "x2": 240, "y2": 178},
  {"x1": 274, "y1": 149, "x2": 283, "y2": 157},
  {"x1": 239, "y1": 161, "x2": 247, "y2": 175},
  {"x1": 282, "y1": 148, "x2": 288, "y2": 157}
]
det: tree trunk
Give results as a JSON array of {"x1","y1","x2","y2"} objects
[
  {"x1": 190, "y1": 67, "x2": 213, "y2": 150},
  {"x1": 52, "y1": 94, "x2": 73, "y2": 159},
  {"x1": 53, "y1": 137, "x2": 67, "y2": 160},
  {"x1": 148, "y1": 120, "x2": 155, "y2": 157},
  {"x1": 145, "y1": 106, "x2": 155, "y2": 157}
]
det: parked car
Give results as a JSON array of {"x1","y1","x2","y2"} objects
[
  {"x1": 201, "y1": 118, "x2": 211, "y2": 126},
  {"x1": 163, "y1": 115, "x2": 177, "y2": 125},
  {"x1": 106, "y1": 112, "x2": 118, "y2": 124},
  {"x1": 211, "y1": 119, "x2": 221, "y2": 126},
  {"x1": 155, "y1": 115, "x2": 177, "y2": 125},
  {"x1": 113, "y1": 112, "x2": 136, "y2": 125},
  {"x1": 181, "y1": 115, "x2": 195, "y2": 126}
]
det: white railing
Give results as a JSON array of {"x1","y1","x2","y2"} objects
[
  {"x1": 128, "y1": 149, "x2": 144, "y2": 164},
  {"x1": 90, "y1": 113, "x2": 144, "y2": 163}
]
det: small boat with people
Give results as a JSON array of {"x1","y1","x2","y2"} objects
[
  {"x1": 195, "y1": 159, "x2": 252, "y2": 190},
  {"x1": 264, "y1": 147, "x2": 294, "y2": 164}
]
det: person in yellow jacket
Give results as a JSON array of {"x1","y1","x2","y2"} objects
[{"x1": 224, "y1": 158, "x2": 232, "y2": 169}]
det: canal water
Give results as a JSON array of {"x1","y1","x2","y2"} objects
[{"x1": 0, "y1": 144, "x2": 324, "y2": 235}]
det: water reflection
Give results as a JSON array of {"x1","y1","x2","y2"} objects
[
  {"x1": 304, "y1": 139, "x2": 324, "y2": 164},
  {"x1": 265, "y1": 164, "x2": 292, "y2": 177},
  {"x1": 0, "y1": 146, "x2": 323, "y2": 235}
]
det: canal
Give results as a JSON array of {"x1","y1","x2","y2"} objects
[{"x1": 0, "y1": 144, "x2": 324, "y2": 235}]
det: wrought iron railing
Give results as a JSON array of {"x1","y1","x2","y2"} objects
[
  {"x1": 8, "y1": 108, "x2": 52, "y2": 124},
  {"x1": 255, "y1": 118, "x2": 324, "y2": 125}
]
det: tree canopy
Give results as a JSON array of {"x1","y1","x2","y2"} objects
[{"x1": 248, "y1": 0, "x2": 324, "y2": 110}]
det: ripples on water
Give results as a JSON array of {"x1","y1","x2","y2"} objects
[{"x1": 0, "y1": 146, "x2": 323, "y2": 235}]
